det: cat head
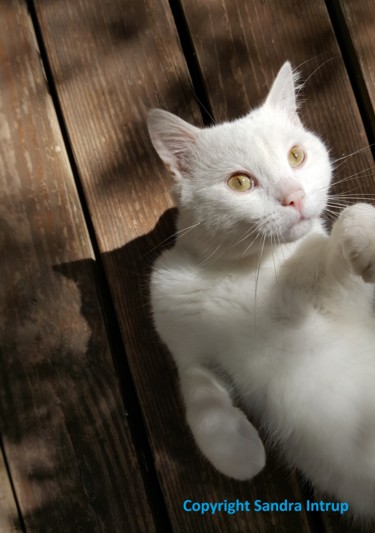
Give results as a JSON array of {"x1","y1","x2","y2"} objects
[{"x1": 148, "y1": 62, "x2": 331, "y2": 254}]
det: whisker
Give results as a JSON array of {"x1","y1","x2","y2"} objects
[
  {"x1": 325, "y1": 206, "x2": 348, "y2": 213},
  {"x1": 327, "y1": 166, "x2": 375, "y2": 188},
  {"x1": 317, "y1": 170, "x2": 375, "y2": 197},
  {"x1": 325, "y1": 199, "x2": 346, "y2": 207},
  {"x1": 325, "y1": 200, "x2": 347, "y2": 206},
  {"x1": 270, "y1": 234, "x2": 278, "y2": 284},
  {"x1": 198, "y1": 243, "x2": 224, "y2": 267},
  {"x1": 297, "y1": 57, "x2": 336, "y2": 96},
  {"x1": 323, "y1": 211, "x2": 337, "y2": 226},
  {"x1": 329, "y1": 191, "x2": 375, "y2": 199},
  {"x1": 114, "y1": 223, "x2": 199, "y2": 275},
  {"x1": 239, "y1": 220, "x2": 267, "y2": 258},
  {"x1": 323, "y1": 205, "x2": 345, "y2": 217},
  {"x1": 294, "y1": 54, "x2": 328, "y2": 73},
  {"x1": 240, "y1": 233, "x2": 261, "y2": 259},
  {"x1": 326, "y1": 196, "x2": 375, "y2": 209},
  {"x1": 275, "y1": 231, "x2": 286, "y2": 261},
  {"x1": 230, "y1": 224, "x2": 260, "y2": 249},
  {"x1": 345, "y1": 171, "x2": 375, "y2": 183},
  {"x1": 323, "y1": 206, "x2": 341, "y2": 217},
  {"x1": 332, "y1": 144, "x2": 375, "y2": 167},
  {"x1": 254, "y1": 234, "x2": 266, "y2": 327},
  {"x1": 144, "y1": 221, "x2": 201, "y2": 258}
]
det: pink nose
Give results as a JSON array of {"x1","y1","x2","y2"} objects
[{"x1": 281, "y1": 188, "x2": 305, "y2": 212}]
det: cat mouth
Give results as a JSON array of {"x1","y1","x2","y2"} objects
[
  {"x1": 291, "y1": 208, "x2": 312, "y2": 224},
  {"x1": 260, "y1": 216, "x2": 313, "y2": 245},
  {"x1": 280, "y1": 214, "x2": 313, "y2": 242},
  {"x1": 297, "y1": 214, "x2": 309, "y2": 223}
]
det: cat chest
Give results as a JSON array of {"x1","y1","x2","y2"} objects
[{"x1": 153, "y1": 258, "x2": 310, "y2": 327}]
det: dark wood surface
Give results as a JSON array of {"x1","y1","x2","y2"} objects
[
  {"x1": 339, "y1": 0, "x2": 375, "y2": 143},
  {"x1": 0, "y1": 449, "x2": 21, "y2": 532},
  {"x1": 2, "y1": 0, "x2": 374, "y2": 531},
  {"x1": 0, "y1": 1, "x2": 158, "y2": 532}
]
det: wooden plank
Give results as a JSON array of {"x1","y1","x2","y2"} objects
[
  {"x1": 0, "y1": 1, "x2": 158, "y2": 531},
  {"x1": 33, "y1": 0, "x2": 316, "y2": 531},
  {"x1": 179, "y1": 0, "x2": 375, "y2": 531},
  {"x1": 338, "y1": 0, "x2": 375, "y2": 142},
  {"x1": 0, "y1": 447, "x2": 22, "y2": 532}
]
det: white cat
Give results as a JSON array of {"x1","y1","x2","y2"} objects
[{"x1": 147, "y1": 62, "x2": 375, "y2": 519}]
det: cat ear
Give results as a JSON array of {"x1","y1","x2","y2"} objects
[
  {"x1": 147, "y1": 109, "x2": 200, "y2": 179},
  {"x1": 264, "y1": 61, "x2": 300, "y2": 120}
]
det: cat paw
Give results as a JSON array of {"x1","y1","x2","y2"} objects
[
  {"x1": 194, "y1": 407, "x2": 266, "y2": 480},
  {"x1": 221, "y1": 408, "x2": 266, "y2": 480},
  {"x1": 339, "y1": 203, "x2": 375, "y2": 282}
]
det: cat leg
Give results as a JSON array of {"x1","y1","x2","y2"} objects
[
  {"x1": 179, "y1": 365, "x2": 266, "y2": 480},
  {"x1": 329, "y1": 203, "x2": 375, "y2": 283}
]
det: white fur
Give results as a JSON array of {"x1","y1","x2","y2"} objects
[{"x1": 147, "y1": 62, "x2": 375, "y2": 518}]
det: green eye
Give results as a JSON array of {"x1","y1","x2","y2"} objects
[
  {"x1": 288, "y1": 146, "x2": 305, "y2": 168},
  {"x1": 227, "y1": 173, "x2": 255, "y2": 192}
]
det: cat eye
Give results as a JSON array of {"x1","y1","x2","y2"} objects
[
  {"x1": 227, "y1": 173, "x2": 255, "y2": 192},
  {"x1": 288, "y1": 146, "x2": 305, "y2": 168}
]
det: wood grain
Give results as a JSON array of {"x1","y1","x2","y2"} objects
[
  {"x1": 33, "y1": 0, "x2": 317, "y2": 531},
  {"x1": 0, "y1": 449, "x2": 21, "y2": 532},
  {"x1": 339, "y1": 0, "x2": 375, "y2": 142},
  {"x1": 0, "y1": 1, "x2": 157, "y2": 531}
]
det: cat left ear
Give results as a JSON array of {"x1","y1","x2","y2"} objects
[
  {"x1": 147, "y1": 109, "x2": 200, "y2": 180},
  {"x1": 264, "y1": 61, "x2": 300, "y2": 121}
]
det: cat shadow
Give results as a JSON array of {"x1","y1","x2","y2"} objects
[{"x1": 0, "y1": 210, "x2": 182, "y2": 530}]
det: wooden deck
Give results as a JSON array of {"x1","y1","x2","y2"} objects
[{"x1": 1, "y1": 1, "x2": 374, "y2": 531}]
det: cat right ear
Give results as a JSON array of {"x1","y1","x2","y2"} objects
[{"x1": 147, "y1": 109, "x2": 200, "y2": 180}]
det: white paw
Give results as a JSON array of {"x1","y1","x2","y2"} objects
[
  {"x1": 192, "y1": 407, "x2": 266, "y2": 481},
  {"x1": 339, "y1": 203, "x2": 375, "y2": 283},
  {"x1": 219, "y1": 408, "x2": 266, "y2": 480}
]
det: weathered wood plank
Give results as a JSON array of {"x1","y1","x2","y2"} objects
[
  {"x1": 179, "y1": 0, "x2": 375, "y2": 531},
  {"x1": 33, "y1": 0, "x2": 316, "y2": 531},
  {"x1": 0, "y1": 447, "x2": 22, "y2": 532},
  {"x1": 338, "y1": 0, "x2": 375, "y2": 143},
  {"x1": 0, "y1": 1, "x2": 158, "y2": 531}
]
